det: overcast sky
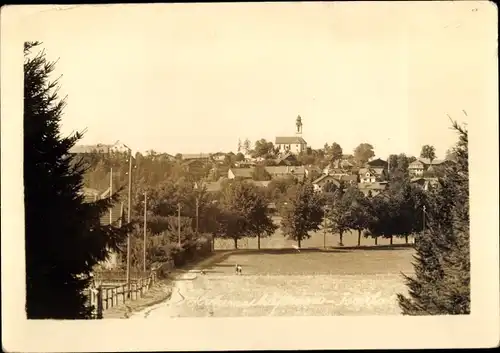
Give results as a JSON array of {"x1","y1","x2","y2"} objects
[{"x1": 10, "y1": 2, "x2": 496, "y2": 158}]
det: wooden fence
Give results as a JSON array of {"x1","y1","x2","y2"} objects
[{"x1": 88, "y1": 270, "x2": 159, "y2": 319}]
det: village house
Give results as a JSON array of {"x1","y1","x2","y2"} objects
[
  {"x1": 408, "y1": 158, "x2": 453, "y2": 177},
  {"x1": 358, "y1": 168, "x2": 379, "y2": 183},
  {"x1": 109, "y1": 141, "x2": 131, "y2": 153},
  {"x1": 338, "y1": 174, "x2": 359, "y2": 185},
  {"x1": 227, "y1": 168, "x2": 254, "y2": 180},
  {"x1": 70, "y1": 144, "x2": 110, "y2": 154},
  {"x1": 275, "y1": 152, "x2": 299, "y2": 166},
  {"x1": 357, "y1": 181, "x2": 388, "y2": 197},
  {"x1": 264, "y1": 165, "x2": 307, "y2": 180},
  {"x1": 210, "y1": 152, "x2": 226, "y2": 163},
  {"x1": 155, "y1": 153, "x2": 176, "y2": 162},
  {"x1": 323, "y1": 159, "x2": 355, "y2": 174},
  {"x1": 322, "y1": 165, "x2": 350, "y2": 177},
  {"x1": 312, "y1": 174, "x2": 358, "y2": 192},
  {"x1": 364, "y1": 158, "x2": 388, "y2": 179},
  {"x1": 181, "y1": 153, "x2": 212, "y2": 162},
  {"x1": 275, "y1": 115, "x2": 307, "y2": 155},
  {"x1": 410, "y1": 177, "x2": 439, "y2": 191},
  {"x1": 304, "y1": 165, "x2": 322, "y2": 179},
  {"x1": 70, "y1": 140, "x2": 132, "y2": 155},
  {"x1": 408, "y1": 160, "x2": 426, "y2": 176},
  {"x1": 312, "y1": 174, "x2": 341, "y2": 192},
  {"x1": 182, "y1": 159, "x2": 211, "y2": 177},
  {"x1": 234, "y1": 161, "x2": 256, "y2": 168}
]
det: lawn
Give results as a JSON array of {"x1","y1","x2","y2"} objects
[
  {"x1": 205, "y1": 246, "x2": 415, "y2": 276},
  {"x1": 135, "y1": 244, "x2": 415, "y2": 318}
]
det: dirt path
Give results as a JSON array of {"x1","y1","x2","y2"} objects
[{"x1": 129, "y1": 251, "x2": 236, "y2": 319}]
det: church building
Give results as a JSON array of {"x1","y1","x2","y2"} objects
[{"x1": 275, "y1": 115, "x2": 308, "y2": 155}]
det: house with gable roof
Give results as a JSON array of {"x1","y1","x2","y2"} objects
[
  {"x1": 408, "y1": 157, "x2": 454, "y2": 177},
  {"x1": 70, "y1": 140, "x2": 133, "y2": 155},
  {"x1": 365, "y1": 158, "x2": 388, "y2": 177},
  {"x1": 228, "y1": 168, "x2": 254, "y2": 180},
  {"x1": 358, "y1": 168, "x2": 379, "y2": 183},
  {"x1": 264, "y1": 165, "x2": 307, "y2": 180},
  {"x1": 358, "y1": 182, "x2": 388, "y2": 197},
  {"x1": 312, "y1": 174, "x2": 341, "y2": 192}
]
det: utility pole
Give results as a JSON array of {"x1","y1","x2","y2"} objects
[
  {"x1": 323, "y1": 207, "x2": 327, "y2": 249},
  {"x1": 119, "y1": 201, "x2": 124, "y2": 267},
  {"x1": 109, "y1": 168, "x2": 113, "y2": 224},
  {"x1": 196, "y1": 197, "x2": 199, "y2": 235},
  {"x1": 194, "y1": 181, "x2": 199, "y2": 235},
  {"x1": 143, "y1": 192, "x2": 147, "y2": 273},
  {"x1": 126, "y1": 150, "x2": 133, "y2": 296},
  {"x1": 418, "y1": 205, "x2": 426, "y2": 246},
  {"x1": 177, "y1": 202, "x2": 181, "y2": 247},
  {"x1": 119, "y1": 202, "x2": 124, "y2": 228}
]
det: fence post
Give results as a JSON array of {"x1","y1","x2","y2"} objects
[{"x1": 96, "y1": 286, "x2": 103, "y2": 319}]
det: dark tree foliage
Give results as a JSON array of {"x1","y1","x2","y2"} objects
[
  {"x1": 24, "y1": 42, "x2": 129, "y2": 319},
  {"x1": 218, "y1": 181, "x2": 276, "y2": 249},
  {"x1": 398, "y1": 121, "x2": 469, "y2": 315},
  {"x1": 280, "y1": 181, "x2": 325, "y2": 248}
]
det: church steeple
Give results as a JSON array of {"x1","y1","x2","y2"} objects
[{"x1": 295, "y1": 115, "x2": 303, "y2": 135}]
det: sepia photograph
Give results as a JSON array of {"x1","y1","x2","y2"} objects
[{"x1": 1, "y1": 2, "x2": 499, "y2": 352}]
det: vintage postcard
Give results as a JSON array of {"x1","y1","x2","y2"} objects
[{"x1": 1, "y1": 2, "x2": 499, "y2": 352}]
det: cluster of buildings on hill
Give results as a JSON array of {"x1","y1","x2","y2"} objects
[{"x1": 74, "y1": 115, "x2": 455, "y2": 201}]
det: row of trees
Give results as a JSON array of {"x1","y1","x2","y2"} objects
[{"x1": 276, "y1": 178, "x2": 427, "y2": 249}]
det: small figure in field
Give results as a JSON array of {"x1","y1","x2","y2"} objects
[
  {"x1": 235, "y1": 264, "x2": 242, "y2": 275},
  {"x1": 200, "y1": 269, "x2": 206, "y2": 275},
  {"x1": 292, "y1": 244, "x2": 301, "y2": 253}
]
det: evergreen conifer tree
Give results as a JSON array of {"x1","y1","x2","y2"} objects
[
  {"x1": 24, "y1": 42, "x2": 129, "y2": 319},
  {"x1": 398, "y1": 121, "x2": 469, "y2": 315}
]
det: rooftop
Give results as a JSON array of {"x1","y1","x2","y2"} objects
[
  {"x1": 417, "y1": 158, "x2": 447, "y2": 165},
  {"x1": 229, "y1": 168, "x2": 254, "y2": 179},
  {"x1": 69, "y1": 144, "x2": 110, "y2": 154},
  {"x1": 275, "y1": 136, "x2": 307, "y2": 145},
  {"x1": 182, "y1": 153, "x2": 212, "y2": 160},
  {"x1": 358, "y1": 182, "x2": 387, "y2": 190},
  {"x1": 264, "y1": 166, "x2": 306, "y2": 175}
]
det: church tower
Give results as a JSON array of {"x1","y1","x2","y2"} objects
[{"x1": 295, "y1": 115, "x2": 303, "y2": 136}]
